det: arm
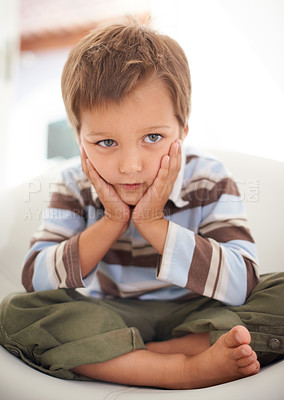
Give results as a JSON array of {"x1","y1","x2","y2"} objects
[
  {"x1": 132, "y1": 140, "x2": 181, "y2": 253},
  {"x1": 78, "y1": 147, "x2": 130, "y2": 278},
  {"x1": 133, "y1": 149, "x2": 259, "y2": 306},
  {"x1": 158, "y1": 215, "x2": 259, "y2": 306},
  {"x1": 22, "y1": 148, "x2": 130, "y2": 292}
]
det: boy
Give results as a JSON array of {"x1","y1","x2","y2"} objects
[{"x1": 0, "y1": 18, "x2": 283, "y2": 390}]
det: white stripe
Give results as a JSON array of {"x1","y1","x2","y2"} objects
[
  {"x1": 203, "y1": 238, "x2": 220, "y2": 298},
  {"x1": 46, "y1": 246, "x2": 60, "y2": 288},
  {"x1": 199, "y1": 218, "x2": 249, "y2": 234},
  {"x1": 214, "y1": 249, "x2": 229, "y2": 302},
  {"x1": 55, "y1": 242, "x2": 67, "y2": 288},
  {"x1": 201, "y1": 212, "x2": 246, "y2": 226},
  {"x1": 157, "y1": 222, "x2": 178, "y2": 282}
]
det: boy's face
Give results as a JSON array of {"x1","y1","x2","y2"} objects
[{"x1": 80, "y1": 78, "x2": 188, "y2": 205}]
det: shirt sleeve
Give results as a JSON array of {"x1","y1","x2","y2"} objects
[
  {"x1": 157, "y1": 174, "x2": 259, "y2": 306},
  {"x1": 22, "y1": 168, "x2": 89, "y2": 292}
]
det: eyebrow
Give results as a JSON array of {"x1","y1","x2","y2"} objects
[{"x1": 86, "y1": 125, "x2": 172, "y2": 137}]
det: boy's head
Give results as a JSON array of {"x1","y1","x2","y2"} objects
[{"x1": 61, "y1": 18, "x2": 191, "y2": 136}]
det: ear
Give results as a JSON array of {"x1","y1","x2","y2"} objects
[{"x1": 181, "y1": 124, "x2": 189, "y2": 141}]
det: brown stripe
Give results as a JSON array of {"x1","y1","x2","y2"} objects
[
  {"x1": 164, "y1": 177, "x2": 240, "y2": 216},
  {"x1": 183, "y1": 177, "x2": 240, "y2": 208},
  {"x1": 110, "y1": 238, "x2": 155, "y2": 254},
  {"x1": 97, "y1": 271, "x2": 121, "y2": 297},
  {"x1": 201, "y1": 226, "x2": 255, "y2": 243},
  {"x1": 199, "y1": 218, "x2": 247, "y2": 231},
  {"x1": 186, "y1": 154, "x2": 198, "y2": 163},
  {"x1": 186, "y1": 236, "x2": 213, "y2": 294},
  {"x1": 21, "y1": 251, "x2": 40, "y2": 292},
  {"x1": 244, "y1": 258, "x2": 259, "y2": 299},
  {"x1": 30, "y1": 229, "x2": 68, "y2": 247},
  {"x1": 53, "y1": 245, "x2": 61, "y2": 285},
  {"x1": 80, "y1": 187, "x2": 100, "y2": 207},
  {"x1": 102, "y1": 249, "x2": 160, "y2": 267},
  {"x1": 211, "y1": 246, "x2": 223, "y2": 298},
  {"x1": 30, "y1": 237, "x2": 64, "y2": 247},
  {"x1": 62, "y1": 233, "x2": 84, "y2": 288},
  {"x1": 173, "y1": 291, "x2": 203, "y2": 301},
  {"x1": 49, "y1": 192, "x2": 86, "y2": 217}
]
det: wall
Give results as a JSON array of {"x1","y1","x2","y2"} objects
[
  {"x1": 0, "y1": 0, "x2": 19, "y2": 192},
  {"x1": 152, "y1": 0, "x2": 284, "y2": 160}
]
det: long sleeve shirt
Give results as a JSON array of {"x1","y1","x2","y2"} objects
[{"x1": 22, "y1": 146, "x2": 259, "y2": 306}]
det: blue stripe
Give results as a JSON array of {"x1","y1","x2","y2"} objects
[
  {"x1": 202, "y1": 194, "x2": 245, "y2": 222},
  {"x1": 23, "y1": 241, "x2": 59, "y2": 264},
  {"x1": 168, "y1": 207, "x2": 201, "y2": 232},
  {"x1": 32, "y1": 248, "x2": 55, "y2": 291},
  {"x1": 167, "y1": 225, "x2": 195, "y2": 288},
  {"x1": 42, "y1": 208, "x2": 85, "y2": 234},
  {"x1": 225, "y1": 240, "x2": 258, "y2": 262},
  {"x1": 222, "y1": 245, "x2": 247, "y2": 306}
]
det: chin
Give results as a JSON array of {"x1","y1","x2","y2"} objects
[{"x1": 123, "y1": 198, "x2": 139, "y2": 206}]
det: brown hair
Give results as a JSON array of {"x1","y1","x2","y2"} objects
[{"x1": 61, "y1": 17, "x2": 191, "y2": 135}]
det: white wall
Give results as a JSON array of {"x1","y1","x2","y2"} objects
[
  {"x1": 0, "y1": 0, "x2": 19, "y2": 192},
  {"x1": 4, "y1": 0, "x2": 154, "y2": 190},
  {"x1": 152, "y1": 0, "x2": 284, "y2": 161},
  {"x1": 3, "y1": 0, "x2": 284, "y2": 190}
]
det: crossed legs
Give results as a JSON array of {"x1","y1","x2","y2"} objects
[{"x1": 72, "y1": 325, "x2": 260, "y2": 389}]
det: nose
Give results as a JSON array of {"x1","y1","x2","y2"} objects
[{"x1": 119, "y1": 147, "x2": 143, "y2": 174}]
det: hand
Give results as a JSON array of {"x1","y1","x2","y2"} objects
[
  {"x1": 81, "y1": 145, "x2": 131, "y2": 225},
  {"x1": 132, "y1": 139, "x2": 182, "y2": 226}
]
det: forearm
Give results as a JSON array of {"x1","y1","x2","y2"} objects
[
  {"x1": 157, "y1": 221, "x2": 259, "y2": 306},
  {"x1": 79, "y1": 216, "x2": 128, "y2": 278},
  {"x1": 134, "y1": 218, "x2": 169, "y2": 255}
]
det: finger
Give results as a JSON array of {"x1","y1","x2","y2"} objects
[
  {"x1": 150, "y1": 155, "x2": 171, "y2": 198},
  {"x1": 86, "y1": 159, "x2": 117, "y2": 201},
  {"x1": 156, "y1": 155, "x2": 170, "y2": 182},
  {"x1": 168, "y1": 140, "x2": 181, "y2": 181},
  {"x1": 86, "y1": 158, "x2": 103, "y2": 190},
  {"x1": 80, "y1": 145, "x2": 88, "y2": 176}
]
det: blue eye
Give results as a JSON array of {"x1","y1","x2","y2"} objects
[
  {"x1": 144, "y1": 134, "x2": 162, "y2": 143},
  {"x1": 97, "y1": 139, "x2": 115, "y2": 147}
]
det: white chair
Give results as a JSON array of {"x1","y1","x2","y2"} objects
[{"x1": 0, "y1": 149, "x2": 283, "y2": 400}]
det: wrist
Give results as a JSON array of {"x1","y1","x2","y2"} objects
[
  {"x1": 133, "y1": 217, "x2": 169, "y2": 255},
  {"x1": 102, "y1": 213, "x2": 130, "y2": 234},
  {"x1": 132, "y1": 208, "x2": 165, "y2": 225}
]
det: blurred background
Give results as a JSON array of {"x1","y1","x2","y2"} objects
[{"x1": 0, "y1": 0, "x2": 283, "y2": 192}]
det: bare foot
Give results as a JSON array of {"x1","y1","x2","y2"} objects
[
  {"x1": 146, "y1": 332, "x2": 210, "y2": 356},
  {"x1": 183, "y1": 325, "x2": 260, "y2": 389}
]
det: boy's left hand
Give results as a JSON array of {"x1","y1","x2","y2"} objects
[{"x1": 132, "y1": 139, "x2": 181, "y2": 225}]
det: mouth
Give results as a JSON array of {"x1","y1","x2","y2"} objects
[{"x1": 118, "y1": 183, "x2": 144, "y2": 191}]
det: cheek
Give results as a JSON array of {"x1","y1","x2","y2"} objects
[
  {"x1": 145, "y1": 157, "x2": 162, "y2": 183},
  {"x1": 83, "y1": 145, "x2": 115, "y2": 183}
]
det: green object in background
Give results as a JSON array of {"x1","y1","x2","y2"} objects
[{"x1": 47, "y1": 120, "x2": 80, "y2": 159}]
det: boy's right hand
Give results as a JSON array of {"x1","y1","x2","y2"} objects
[{"x1": 81, "y1": 145, "x2": 131, "y2": 226}]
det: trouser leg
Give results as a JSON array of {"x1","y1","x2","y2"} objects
[
  {"x1": 171, "y1": 273, "x2": 284, "y2": 367},
  {"x1": 231, "y1": 273, "x2": 284, "y2": 366},
  {"x1": 0, "y1": 289, "x2": 145, "y2": 380}
]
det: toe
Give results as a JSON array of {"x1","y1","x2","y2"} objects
[
  {"x1": 222, "y1": 326, "x2": 251, "y2": 349},
  {"x1": 236, "y1": 352, "x2": 258, "y2": 368},
  {"x1": 239, "y1": 360, "x2": 260, "y2": 376},
  {"x1": 232, "y1": 344, "x2": 253, "y2": 360}
]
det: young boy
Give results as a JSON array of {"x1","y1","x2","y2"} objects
[{"x1": 0, "y1": 18, "x2": 283, "y2": 390}]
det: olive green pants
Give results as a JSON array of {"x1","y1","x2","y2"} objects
[{"x1": 0, "y1": 273, "x2": 283, "y2": 380}]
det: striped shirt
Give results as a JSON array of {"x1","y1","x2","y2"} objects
[{"x1": 22, "y1": 146, "x2": 259, "y2": 306}]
